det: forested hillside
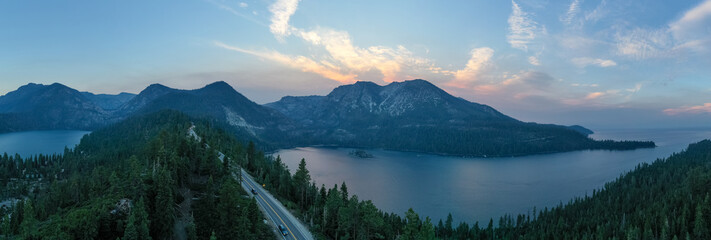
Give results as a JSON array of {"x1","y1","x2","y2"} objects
[
  {"x1": 232, "y1": 137, "x2": 711, "y2": 239},
  {"x1": 0, "y1": 111, "x2": 272, "y2": 240},
  {"x1": 267, "y1": 80, "x2": 655, "y2": 157},
  {"x1": 2, "y1": 110, "x2": 709, "y2": 239},
  {"x1": 1, "y1": 81, "x2": 654, "y2": 157}
]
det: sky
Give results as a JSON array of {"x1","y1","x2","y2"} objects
[{"x1": 1, "y1": 0, "x2": 711, "y2": 129}]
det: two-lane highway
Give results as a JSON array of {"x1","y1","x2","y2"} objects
[
  {"x1": 240, "y1": 169, "x2": 314, "y2": 240},
  {"x1": 188, "y1": 125, "x2": 312, "y2": 239}
]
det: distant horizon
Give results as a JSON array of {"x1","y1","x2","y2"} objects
[{"x1": 2, "y1": 0, "x2": 710, "y2": 129}]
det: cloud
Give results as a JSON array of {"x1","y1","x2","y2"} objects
[
  {"x1": 248, "y1": 0, "x2": 441, "y2": 83},
  {"x1": 663, "y1": 103, "x2": 711, "y2": 115},
  {"x1": 615, "y1": 0, "x2": 711, "y2": 59},
  {"x1": 447, "y1": 47, "x2": 494, "y2": 87},
  {"x1": 206, "y1": 0, "x2": 265, "y2": 26},
  {"x1": 239, "y1": 2, "x2": 248, "y2": 8},
  {"x1": 584, "y1": 0, "x2": 606, "y2": 22},
  {"x1": 626, "y1": 83, "x2": 642, "y2": 93},
  {"x1": 528, "y1": 56, "x2": 540, "y2": 66},
  {"x1": 669, "y1": 0, "x2": 711, "y2": 40},
  {"x1": 508, "y1": 1, "x2": 543, "y2": 51},
  {"x1": 217, "y1": 24, "x2": 443, "y2": 84},
  {"x1": 561, "y1": 0, "x2": 582, "y2": 25},
  {"x1": 585, "y1": 91, "x2": 605, "y2": 100},
  {"x1": 293, "y1": 28, "x2": 438, "y2": 82},
  {"x1": 450, "y1": 70, "x2": 557, "y2": 99},
  {"x1": 571, "y1": 57, "x2": 617, "y2": 67},
  {"x1": 503, "y1": 71, "x2": 555, "y2": 89},
  {"x1": 615, "y1": 28, "x2": 675, "y2": 59},
  {"x1": 214, "y1": 41, "x2": 358, "y2": 83},
  {"x1": 269, "y1": 0, "x2": 301, "y2": 38}
]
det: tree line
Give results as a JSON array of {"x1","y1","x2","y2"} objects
[
  {"x1": 2, "y1": 110, "x2": 709, "y2": 239},
  {"x1": 0, "y1": 110, "x2": 272, "y2": 239}
]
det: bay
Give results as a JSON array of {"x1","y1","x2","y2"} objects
[
  {"x1": 273, "y1": 128, "x2": 711, "y2": 224},
  {"x1": 0, "y1": 130, "x2": 90, "y2": 157}
]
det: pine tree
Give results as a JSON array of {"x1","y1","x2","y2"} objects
[
  {"x1": 124, "y1": 215, "x2": 139, "y2": 240},
  {"x1": 20, "y1": 199, "x2": 38, "y2": 239},
  {"x1": 152, "y1": 169, "x2": 174, "y2": 240},
  {"x1": 444, "y1": 213, "x2": 453, "y2": 237},
  {"x1": 195, "y1": 176, "x2": 217, "y2": 239},
  {"x1": 324, "y1": 185, "x2": 343, "y2": 238},
  {"x1": 124, "y1": 198, "x2": 152, "y2": 240},
  {"x1": 417, "y1": 217, "x2": 436, "y2": 240},
  {"x1": 1, "y1": 214, "x2": 11, "y2": 240},
  {"x1": 217, "y1": 178, "x2": 245, "y2": 240},
  {"x1": 361, "y1": 200, "x2": 384, "y2": 239},
  {"x1": 245, "y1": 198, "x2": 261, "y2": 233},
  {"x1": 340, "y1": 182, "x2": 349, "y2": 202},
  {"x1": 293, "y1": 158, "x2": 311, "y2": 210},
  {"x1": 246, "y1": 141, "x2": 256, "y2": 171},
  {"x1": 694, "y1": 203, "x2": 709, "y2": 239},
  {"x1": 109, "y1": 171, "x2": 123, "y2": 196},
  {"x1": 402, "y1": 208, "x2": 421, "y2": 240}
]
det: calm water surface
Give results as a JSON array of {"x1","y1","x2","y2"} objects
[
  {"x1": 0, "y1": 130, "x2": 89, "y2": 157},
  {"x1": 273, "y1": 128, "x2": 711, "y2": 224}
]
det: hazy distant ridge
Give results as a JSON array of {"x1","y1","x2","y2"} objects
[{"x1": 0, "y1": 80, "x2": 653, "y2": 156}]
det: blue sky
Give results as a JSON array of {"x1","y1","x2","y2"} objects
[{"x1": 2, "y1": 0, "x2": 711, "y2": 128}]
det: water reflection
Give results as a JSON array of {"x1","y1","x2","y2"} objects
[{"x1": 274, "y1": 128, "x2": 711, "y2": 224}]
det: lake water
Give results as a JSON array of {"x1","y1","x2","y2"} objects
[
  {"x1": 273, "y1": 128, "x2": 711, "y2": 224},
  {"x1": 0, "y1": 130, "x2": 89, "y2": 157}
]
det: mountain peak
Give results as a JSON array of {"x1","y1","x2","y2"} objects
[
  {"x1": 145, "y1": 83, "x2": 169, "y2": 90},
  {"x1": 202, "y1": 81, "x2": 234, "y2": 91},
  {"x1": 138, "y1": 83, "x2": 174, "y2": 96},
  {"x1": 10, "y1": 83, "x2": 46, "y2": 95},
  {"x1": 353, "y1": 81, "x2": 378, "y2": 86},
  {"x1": 401, "y1": 79, "x2": 433, "y2": 86},
  {"x1": 198, "y1": 81, "x2": 241, "y2": 97},
  {"x1": 206, "y1": 80, "x2": 230, "y2": 87},
  {"x1": 392, "y1": 79, "x2": 440, "y2": 90}
]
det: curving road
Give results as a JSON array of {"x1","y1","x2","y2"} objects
[
  {"x1": 240, "y1": 169, "x2": 314, "y2": 240},
  {"x1": 188, "y1": 125, "x2": 312, "y2": 240}
]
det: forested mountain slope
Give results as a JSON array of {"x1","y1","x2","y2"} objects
[
  {"x1": 267, "y1": 79, "x2": 654, "y2": 156},
  {"x1": 0, "y1": 83, "x2": 113, "y2": 132},
  {"x1": 1, "y1": 110, "x2": 710, "y2": 239},
  {"x1": 0, "y1": 80, "x2": 653, "y2": 156},
  {"x1": 430, "y1": 139, "x2": 711, "y2": 239},
  {"x1": 0, "y1": 111, "x2": 273, "y2": 239}
]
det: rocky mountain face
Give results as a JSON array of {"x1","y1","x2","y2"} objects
[
  {"x1": 265, "y1": 79, "x2": 650, "y2": 156},
  {"x1": 0, "y1": 80, "x2": 652, "y2": 156},
  {"x1": 132, "y1": 81, "x2": 296, "y2": 142},
  {"x1": 117, "y1": 83, "x2": 179, "y2": 115},
  {"x1": 0, "y1": 81, "x2": 295, "y2": 145},
  {"x1": 267, "y1": 79, "x2": 513, "y2": 129},
  {"x1": 0, "y1": 83, "x2": 112, "y2": 131}
]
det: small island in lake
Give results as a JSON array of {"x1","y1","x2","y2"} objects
[{"x1": 349, "y1": 149, "x2": 374, "y2": 158}]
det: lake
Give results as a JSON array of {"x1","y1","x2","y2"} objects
[
  {"x1": 273, "y1": 128, "x2": 711, "y2": 224},
  {"x1": 0, "y1": 130, "x2": 90, "y2": 157}
]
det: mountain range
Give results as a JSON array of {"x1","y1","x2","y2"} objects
[{"x1": 0, "y1": 80, "x2": 654, "y2": 156}]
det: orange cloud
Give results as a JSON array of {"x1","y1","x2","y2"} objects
[
  {"x1": 295, "y1": 28, "x2": 430, "y2": 83},
  {"x1": 446, "y1": 47, "x2": 495, "y2": 89},
  {"x1": 214, "y1": 41, "x2": 357, "y2": 83},
  {"x1": 663, "y1": 103, "x2": 711, "y2": 115},
  {"x1": 585, "y1": 91, "x2": 605, "y2": 100}
]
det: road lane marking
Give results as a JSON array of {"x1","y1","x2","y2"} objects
[
  {"x1": 243, "y1": 177, "x2": 298, "y2": 240},
  {"x1": 241, "y1": 182, "x2": 281, "y2": 237},
  {"x1": 242, "y1": 175, "x2": 299, "y2": 239}
]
